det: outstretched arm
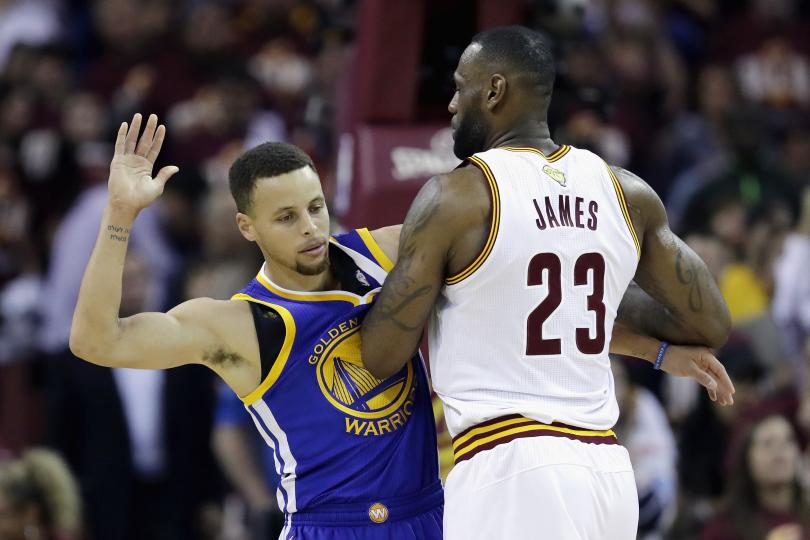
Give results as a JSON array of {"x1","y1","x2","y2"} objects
[
  {"x1": 69, "y1": 114, "x2": 251, "y2": 380},
  {"x1": 614, "y1": 166, "x2": 731, "y2": 348}
]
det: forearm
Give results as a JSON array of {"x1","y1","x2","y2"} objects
[
  {"x1": 69, "y1": 205, "x2": 138, "y2": 360},
  {"x1": 617, "y1": 282, "x2": 718, "y2": 347},
  {"x1": 610, "y1": 322, "x2": 662, "y2": 363}
]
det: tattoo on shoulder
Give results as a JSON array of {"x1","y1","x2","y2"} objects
[
  {"x1": 675, "y1": 247, "x2": 703, "y2": 312},
  {"x1": 107, "y1": 224, "x2": 130, "y2": 242}
]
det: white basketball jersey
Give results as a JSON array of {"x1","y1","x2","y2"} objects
[{"x1": 428, "y1": 145, "x2": 640, "y2": 437}]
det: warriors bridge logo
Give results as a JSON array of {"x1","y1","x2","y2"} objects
[{"x1": 309, "y1": 319, "x2": 416, "y2": 436}]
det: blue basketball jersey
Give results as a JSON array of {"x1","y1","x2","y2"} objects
[{"x1": 232, "y1": 228, "x2": 440, "y2": 519}]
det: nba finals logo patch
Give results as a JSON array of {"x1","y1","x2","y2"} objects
[
  {"x1": 309, "y1": 320, "x2": 416, "y2": 437},
  {"x1": 543, "y1": 164, "x2": 566, "y2": 186},
  {"x1": 368, "y1": 502, "x2": 389, "y2": 523},
  {"x1": 355, "y1": 269, "x2": 370, "y2": 287}
]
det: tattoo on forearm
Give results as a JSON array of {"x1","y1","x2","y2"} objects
[
  {"x1": 366, "y1": 179, "x2": 444, "y2": 333},
  {"x1": 675, "y1": 248, "x2": 703, "y2": 312},
  {"x1": 107, "y1": 224, "x2": 130, "y2": 243}
]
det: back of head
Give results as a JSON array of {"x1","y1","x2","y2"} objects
[
  {"x1": 0, "y1": 448, "x2": 81, "y2": 536},
  {"x1": 471, "y1": 25, "x2": 556, "y2": 98},
  {"x1": 228, "y1": 142, "x2": 315, "y2": 214}
]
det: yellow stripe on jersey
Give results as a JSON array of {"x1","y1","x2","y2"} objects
[
  {"x1": 255, "y1": 265, "x2": 362, "y2": 306},
  {"x1": 453, "y1": 422, "x2": 617, "y2": 462},
  {"x1": 451, "y1": 416, "x2": 536, "y2": 451},
  {"x1": 446, "y1": 155, "x2": 501, "y2": 286},
  {"x1": 605, "y1": 164, "x2": 641, "y2": 259},
  {"x1": 499, "y1": 144, "x2": 571, "y2": 162},
  {"x1": 231, "y1": 293, "x2": 297, "y2": 405},
  {"x1": 356, "y1": 228, "x2": 394, "y2": 272}
]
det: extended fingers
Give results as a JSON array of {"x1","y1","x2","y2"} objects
[
  {"x1": 136, "y1": 114, "x2": 158, "y2": 156},
  {"x1": 114, "y1": 122, "x2": 128, "y2": 155},
  {"x1": 146, "y1": 124, "x2": 166, "y2": 164},
  {"x1": 124, "y1": 113, "x2": 142, "y2": 153}
]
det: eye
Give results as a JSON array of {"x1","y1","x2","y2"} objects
[
  {"x1": 309, "y1": 204, "x2": 324, "y2": 214},
  {"x1": 277, "y1": 214, "x2": 293, "y2": 223}
]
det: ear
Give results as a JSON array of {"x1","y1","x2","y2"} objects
[
  {"x1": 486, "y1": 74, "x2": 507, "y2": 111},
  {"x1": 236, "y1": 212, "x2": 256, "y2": 242}
]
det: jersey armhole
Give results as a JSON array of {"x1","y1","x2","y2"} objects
[
  {"x1": 603, "y1": 163, "x2": 641, "y2": 259},
  {"x1": 231, "y1": 294, "x2": 297, "y2": 405},
  {"x1": 445, "y1": 155, "x2": 501, "y2": 286},
  {"x1": 248, "y1": 301, "x2": 286, "y2": 382}
]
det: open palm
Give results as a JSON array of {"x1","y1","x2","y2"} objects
[{"x1": 108, "y1": 113, "x2": 178, "y2": 213}]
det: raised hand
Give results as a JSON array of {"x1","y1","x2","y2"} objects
[
  {"x1": 660, "y1": 344, "x2": 735, "y2": 406},
  {"x1": 108, "y1": 113, "x2": 178, "y2": 215}
]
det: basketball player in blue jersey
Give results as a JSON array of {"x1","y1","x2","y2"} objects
[{"x1": 71, "y1": 112, "x2": 728, "y2": 539}]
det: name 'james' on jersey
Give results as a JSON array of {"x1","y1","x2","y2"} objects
[{"x1": 429, "y1": 145, "x2": 640, "y2": 437}]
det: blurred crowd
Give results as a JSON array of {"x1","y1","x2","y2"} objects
[{"x1": 0, "y1": 0, "x2": 808, "y2": 539}]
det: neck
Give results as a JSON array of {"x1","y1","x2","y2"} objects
[
  {"x1": 487, "y1": 118, "x2": 557, "y2": 154},
  {"x1": 758, "y1": 483, "x2": 794, "y2": 513},
  {"x1": 263, "y1": 260, "x2": 336, "y2": 292}
]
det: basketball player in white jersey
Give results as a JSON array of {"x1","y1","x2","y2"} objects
[{"x1": 361, "y1": 26, "x2": 733, "y2": 539}]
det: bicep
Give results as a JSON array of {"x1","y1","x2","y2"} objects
[{"x1": 107, "y1": 299, "x2": 221, "y2": 369}]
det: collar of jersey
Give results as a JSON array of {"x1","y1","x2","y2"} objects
[
  {"x1": 496, "y1": 144, "x2": 570, "y2": 162},
  {"x1": 255, "y1": 239, "x2": 380, "y2": 306}
]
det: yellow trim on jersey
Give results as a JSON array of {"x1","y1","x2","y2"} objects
[
  {"x1": 255, "y1": 268, "x2": 362, "y2": 306},
  {"x1": 446, "y1": 155, "x2": 501, "y2": 285},
  {"x1": 605, "y1": 164, "x2": 641, "y2": 259},
  {"x1": 231, "y1": 293, "x2": 297, "y2": 405},
  {"x1": 499, "y1": 144, "x2": 571, "y2": 163},
  {"x1": 451, "y1": 416, "x2": 536, "y2": 450},
  {"x1": 356, "y1": 227, "x2": 394, "y2": 272},
  {"x1": 453, "y1": 422, "x2": 617, "y2": 461}
]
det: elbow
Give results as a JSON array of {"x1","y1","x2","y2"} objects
[
  {"x1": 69, "y1": 326, "x2": 115, "y2": 366},
  {"x1": 702, "y1": 305, "x2": 732, "y2": 349}
]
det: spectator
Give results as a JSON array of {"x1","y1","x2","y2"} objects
[
  {"x1": 702, "y1": 414, "x2": 810, "y2": 540},
  {"x1": 0, "y1": 448, "x2": 81, "y2": 540}
]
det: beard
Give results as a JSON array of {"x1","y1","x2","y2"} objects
[
  {"x1": 296, "y1": 252, "x2": 331, "y2": 275},
  {"x1": 453, "y1": 107, "x2": 489, "y2": 159}
]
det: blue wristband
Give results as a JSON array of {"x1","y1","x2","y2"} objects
[{"x1": 653, "y1": 341, "x2": 669, "y2": 370}]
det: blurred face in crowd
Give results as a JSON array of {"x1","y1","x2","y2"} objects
[
  {"x1": 748, "y1": 415, "x2": 800, "y2": 489},
  {"x1": 449, "y1": 44, "x2": 492, "y2": 159},
  {"x1": 237, "y1": 166, "x2": 331, "y2": 280}
]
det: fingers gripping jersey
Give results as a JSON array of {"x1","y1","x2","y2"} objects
[
  {"x1": 429, "y1": 146, "x2": 640, "y2": 437},
  {"x1": 233, "y1": 229, "x2": 440, "y2": 517}
]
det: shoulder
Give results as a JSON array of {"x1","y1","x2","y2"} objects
[
  {"x1": 368, "y1": 225, "x2": 401, "y2": 264},
  {"x1": 610, "y1": 165, "x2": 666, "y2": 233},
  {"x1": 428, "y1": 163, "x2": 490, "y2": 216}
]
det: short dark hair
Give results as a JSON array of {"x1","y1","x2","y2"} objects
[
  {"x1": 471, "y1": 26, "x2": 556, "y2": 94},
  {"x1": 228, "y1": 142, "x2": 315, "y2": 213}
]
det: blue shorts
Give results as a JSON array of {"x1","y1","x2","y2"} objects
[{"x1": 279, "y1": 482, "x2": 443, "y2": 539}]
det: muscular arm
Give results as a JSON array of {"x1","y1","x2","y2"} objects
[
  {"x1": 614, "y1": 166, "x2": 731, "y2": 348},
  {"x1": 69, "y1": 204, "x2": 223, "y2": 369},
  {"x1": 69, "y1": 114, "x2": 260, "y2": 396},
  {"x1": 361, "y1": 170, "x2": 481, "y2": 379}
]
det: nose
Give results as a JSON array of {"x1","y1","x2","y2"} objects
[
  {"x1": 300, "y1": 211, "x2": 317, "y2": 236},
  {"x1": 448, "y1": 93, "x2": 458, "y2": 115}
]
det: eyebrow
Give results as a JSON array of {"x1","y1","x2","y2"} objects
[{"x1": 274, "y1": 196, "x2": 325, "y2": 214}]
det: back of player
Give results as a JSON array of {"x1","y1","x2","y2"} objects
[{"x1": 430, "y1": 145, "x2": 640, "y2": 539}]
